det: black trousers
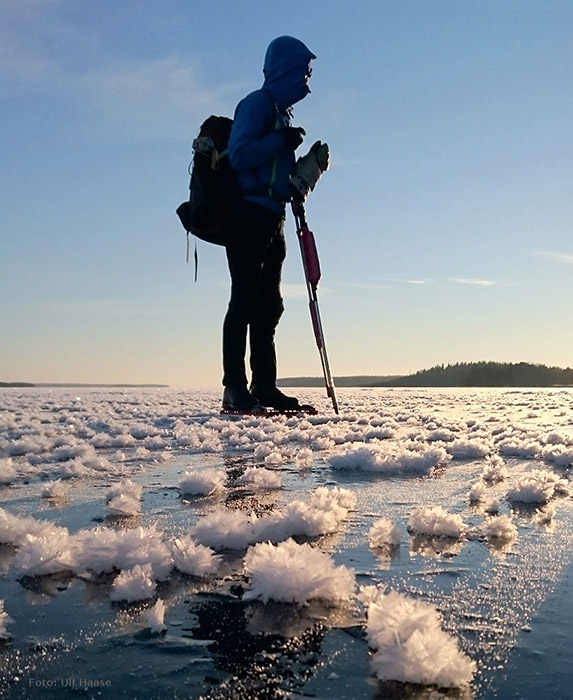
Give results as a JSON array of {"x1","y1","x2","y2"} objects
[{"x1": 222, "y1": 201, "x2": 286, "y2": 389}]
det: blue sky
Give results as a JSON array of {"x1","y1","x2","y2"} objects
[{"x1": 1, "y1": 0, "x2": 572, "y2": 389}]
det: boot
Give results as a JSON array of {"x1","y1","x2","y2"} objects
[
  {"x1": 222, "y1": 386, "x2": 264, "y2": 412},
  {"x1": 250, "y1": 386, "x2": 301, "y2": 410}
]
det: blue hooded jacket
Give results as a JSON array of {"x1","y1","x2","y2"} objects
[{"x1": 228, "y1": 36, "x2": 316, "y2": 216}]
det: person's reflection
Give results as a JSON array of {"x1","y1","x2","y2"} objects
[{"x1": 189, "y1": 594, "x2": 325, "y2": 698}]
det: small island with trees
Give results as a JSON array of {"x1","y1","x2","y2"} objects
[
  {"x1": 280, "y1": 362, "x2": 573, "y2": 388},
  {"x1": 369, "y1": 362, "x2": 573, "y2": 387}
]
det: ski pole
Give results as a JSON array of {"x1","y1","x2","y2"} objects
[{"x1": 291, "y1": 200, "x2": 339, "y2": 414}]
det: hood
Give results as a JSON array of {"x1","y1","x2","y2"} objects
[{"x1": 262, "y1": 36, "x2": 316, "y2": 110}]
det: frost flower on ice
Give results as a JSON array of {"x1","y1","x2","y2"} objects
[
  {"x1": 179, "y1": 468, "x2": 226, "y2": 496},
  {"x1": 14, "y1": 531, "x2": 78, "y2": 576},
  {"x1": 140, "y1": 599, "x2": 167, "y2": 633},
  {"x1": 105, "y1": 477, "x2": 143, "y2": 517},
  {"x1": 0, "y1": 600, "x2": 13, "y2": 640},
  {"x1": 73, "y1": 525, "x2": 172, "y2": 580},
  {"x1": 110, "y1": 563, "x2": 156, "y2": 603},
  {"x1": 106, "y1": 494, "x2": 141, "y2": 517},
  {"x1": 190, "y1": 509, "x2": 259, "y2": 551},
  {"x1": 263, "y1": 451, "x2": 283, "y2": 466},
  {"x1": 170, "y1": 536, "x2": 221, "y2": 576},
  {"x1": 481, "y1": 514, "x2": 517, "y2": 541},
  {"x1": 41, "y1": 479, "x2": 68, "y2": 499},
  {"x1": 0, "y1": 508, "x2": 69, "y2": 547},
  {"x1": 190, "y1": 486, "x2": 356, "y2": 550},
  {"x1": 360, "y1": 586, "x2": 476, "y2": 688},
  {"x1": 106, "y1": 479, "x2": 143, "y2": 503},
  {"x1": 445, "y1": 439, "x2": 490, "y2": 460},
  {"x1": 329, "y1": 443, "x2": 450, "y2": 474},
  {"x1": 408, "y1": 505, "x2": 466, "y2": 539},
  {"x1": 235, "y1": 467, "x2": 282, "y2": 490},
  {"x1": 534, "y1": 504, "x2": 556, "y2": 525},
  {"x1": 506, "y1": 469, "x2": 570, "y2": 504},
  {"x1": 484, "y1": 498, "x2": 501, "y2": 515},
  {"x1": 368, "y1": 517, "x2": 401, "y2": 548},
  {"x1": 497, "y1": 439, "x2": 541, "y2": 460},
  {"x1": 542, "y1": 443, "x2": 573, "y2": 468},
  {"x1": 0, "y1": 459, "x2": 17, "y2": 485},
  {"x1": 481, "y1": 454, "x2": 508, "y2": 483},
  {"x1": 243, "y1": 539, "x2": 355, "y2": 605},
  {"x1": 469, "y1": 481, "x2": 487, "y2": 503}
]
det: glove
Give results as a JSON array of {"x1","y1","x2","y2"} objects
[
  {"x1": 289, "y1": 141, "x2": 330, "y2": 202},
  {"x1": 282, "y1": 126, "x2": 306, "y2": 151}
]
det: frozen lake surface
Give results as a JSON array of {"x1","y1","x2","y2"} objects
[{"x1": 0, "y1": 387, "x2": 572, "y2": 699}]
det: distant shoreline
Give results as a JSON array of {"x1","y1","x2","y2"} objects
[{"x1": 0, "y1": 382, "x2": 169, "y2": 388}]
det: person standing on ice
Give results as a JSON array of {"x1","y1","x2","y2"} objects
[{"x1": 221, "y1": 36, "x2": 316, "y2": 412}]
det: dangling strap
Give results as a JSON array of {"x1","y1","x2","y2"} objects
[
  {"x1": 185, "y1": 231, "x2": 199, "y2": 282},
  {"x1": 194, "y1": 237, "x2": 199, "y2": 282}
]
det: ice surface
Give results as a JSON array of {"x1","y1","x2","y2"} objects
[{"x1": 0, "y1": 386, "x2": 572, "y2": 699}]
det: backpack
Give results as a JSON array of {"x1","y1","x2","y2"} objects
[{"x1": 176, "y1": 115, "x2": 237, "y2": 248}]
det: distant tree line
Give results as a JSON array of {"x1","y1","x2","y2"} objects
[
  {"x1": 372, "y1": 362, "x2": 573, "y2": 387},
  {"x1": 279, "y1": 376, "x2": 397, "y2": 387},
  {"x1": 0, "y1": 382, "x2": 35, "y2": 387}
]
